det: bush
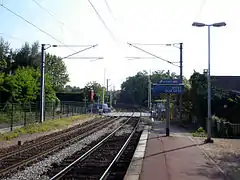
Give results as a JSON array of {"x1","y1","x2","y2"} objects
[
  {"x1": 192, "y1": 126, "x2": 206, "y2": 137},
  {"x1": 196, "y1": 127, "x2": 204, "y2": 133}
]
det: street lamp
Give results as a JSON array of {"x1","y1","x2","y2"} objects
[{"x1": 192, "y1": 21, "x2": 226, "y2": 143}]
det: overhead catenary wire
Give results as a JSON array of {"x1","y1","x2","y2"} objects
[
  {"x1": 88, "y1": 0, "x2": 116, "y2": 41},
  {"x1": 130, "y1": 43, "x2": 170, "y2": 46},
  {"x1": 128, "y1": 43, "x2": 180, "y2": 67},
  {"x1": 104, "y1": 0, "x2": 116, "y2": 21},
  {"x1": 52, "y1": 44, "x2": 95, "y2": 47},
  {"x1": 104, "y1": 0, "x2": 112, "y2": 14},
  {"x1": 63, "y1": 57, "x2": 103, "y2": 59},
  {"x1": 60, "y1": 44, "x2": 98, "y2": 60},
  {"x1": 0, "y1": 32, "x2": 25, "y2": 43},
  {"x1": 0, "y1": 3, "x2": 77, "y2": 52},
  {"x1": 31, "y1": 0, "x2": 64, "y2": 26},
  {"x1": 125, "y1": 56, "x2": 179, "y2": 63}
]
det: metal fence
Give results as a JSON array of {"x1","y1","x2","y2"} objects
[
  {"x1": 0, "y1": 101, "x2": 89, "y2": 132},
  {"x1": 214, "y1": 120, "x2": 240, "y2": 138}
]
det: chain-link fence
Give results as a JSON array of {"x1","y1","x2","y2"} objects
[{"x1": 0, "y1": 101, "x2": 89, "y2": 132}]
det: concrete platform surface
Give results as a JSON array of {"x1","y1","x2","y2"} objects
[{"x1": 139, "y1": 122, "x2": 227, "y2": 180}]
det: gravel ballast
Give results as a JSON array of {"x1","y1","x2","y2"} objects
[{"x1": 3, "y1": 118, "x2": 125, "y2": 180}]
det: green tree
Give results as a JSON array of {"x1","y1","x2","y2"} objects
[
  {"x1": 13, "y1": 42, "x2": 40, "y2": 68},
  {"x1": 119, "y1": 70, "x2": 180, "y2": 106},
  {"x1": 45, "y1": 53, "x2": 69, "y2": 91},
  {"x1": 5, "y1": 67, "x2": 56, "y2": 103},
  {"x1": 0, "y1": 72, "x2": 6, "y2": 91},
  {"x1": 63, "y1": 85, "x2": 82, "y2": 92},
  {"x1": 84, "y1": 81, "x2": 105, "y2": 102},
  {"x1": 120, "y1": 71, "x2": 148, "y2": 105}
]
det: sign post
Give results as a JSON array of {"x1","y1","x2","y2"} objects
[
  {"x1": 166, "y1": 94, "x2": 170, "y2": 136},
  {"x1": 152, "y1": 79, "x2": 184, "y2": 136}
]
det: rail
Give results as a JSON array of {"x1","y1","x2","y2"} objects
[
  {"x1": 99, "y1": 116, "x2": 140, "y2": 180},
  {"x1": 0, "y1": 116, "x2": 112, "y2": 160},
  {"x1": 0, "y1": 115, "x2": 123, "y2": 177},
  {"x1": 50, "y1": 112, "x2": 135, "y2": 180}
]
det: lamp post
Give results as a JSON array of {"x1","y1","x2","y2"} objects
[
  {"x1": 102, "y1": 68, "x2": 106, "y2": 105},
  {"x1": 192, "y1": 21, "x2": 226, "y2": 143}
]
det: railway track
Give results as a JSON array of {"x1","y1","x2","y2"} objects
[
  {"x1": 47, "y1": 115, "x2": 141, "y2": 180},
  {"x1": 0, "y1": 116, "x2": 107, "y2": 156},
  {"x1": 0, "y1": 115, "x2": 124, "y2": 178}
]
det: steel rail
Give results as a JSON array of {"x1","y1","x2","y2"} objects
[
  {"x1": 50, "y1": 112, "x2": 134, "y2": 180},
  {"x1": 99, "y1": 117, "x2": 140, "y2": 180},
  {"x1": 0, "y1": 115, "x2": 123, "y2": 177},
  {"x1": 0, "y1": 116, "x2": 112, "y2": 160}
]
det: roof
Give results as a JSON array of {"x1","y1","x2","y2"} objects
[{"x1": 211, "y1": 76, "x2": 240, "y2": 91}]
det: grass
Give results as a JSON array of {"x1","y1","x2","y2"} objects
[{"x1": 0, "y1": 114, "x2": 93, "y2": 141}]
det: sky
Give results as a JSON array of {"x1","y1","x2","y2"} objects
[{"x1": 0, "y1": 0, "x2": 239, "y2": 90}]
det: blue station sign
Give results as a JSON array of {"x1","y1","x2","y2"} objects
[
  {"x1": 152, "y1": 84, "x2": 184, "y2": 95},
  {"x1": 158, "y1": 79, "x2": 182, "y2": 84}
]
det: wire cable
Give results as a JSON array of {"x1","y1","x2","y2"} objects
[
  {"x1": 60, "y1": 44, "x2": 98, "y2": 60},
  {"x1": 104, "y1": 0, "x2": 116, "y2": 21},
  {"x1": 128, "y1": 43, "x2": 179, "y2": 67},
  {"x1": 130, "y1": 43, "x2": 169, "y2": 46},
  {"x1": 0, "y1": 3, "x2": 66, "y2": 46},
  {"x1": 104, "y1": 0, "x2": 112, "y2": 14},
  {"x1": 125, "y1": 56, "x2": 180, "y2": 63},
  {"x1": 52, "y1": 44, "x2": 94, "y2": 47},
  {"x1": 64, "y1": 57, "x2": 103, "y2": 59},
  {"x1": 31, "y1": 0, "x2": 64, "y2": 26},
  {"x1": 0, "y1": 32, "x2": 25, "y2": 43},
  {"x1": 88, "y1": 0, "x2": 116, "y2": 40}
]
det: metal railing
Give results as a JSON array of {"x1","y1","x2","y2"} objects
[{"x1": 0, "y1": 101, "x2": 90, "y2": 132}]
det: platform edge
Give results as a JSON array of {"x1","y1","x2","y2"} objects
[{"x1": 123, "y1": 125, "x2": 150, "y2": 180}]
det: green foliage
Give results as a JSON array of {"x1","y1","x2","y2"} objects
[
  {"x1": 63, "y1": 85, "x2": 82, "y2": 92},
  {"x1": 84, "y1": 81, "x2": 105, "y2": 102},
  {"x1": 196, "y1": 127, "x2": 204, "y2": 133},
  {"x1": 192, "y1": 127, "x2": 206, "y2": 137},
  {"x1": 13, "y1": 41, "x2": 41, "y2": 68},
  {"x1": 0, "y1": 37, "x2": 69, "y2": 104},
  {"x1": 5, "y1": 67, "x2": 39, "y2": 103},
  {"x1": 118, "y1": 70, "x2": 180, "y2": 105},
  {"x1": 45, "y1": 53, "x2": 69, "y2": 91},
  {"x1": 188, "y1": 71, "x2": 240, "y2": 126},
  {"x1": 4, "y1": 66, "x2": 56, "y2": 103}
]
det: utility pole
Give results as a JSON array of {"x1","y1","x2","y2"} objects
[
  {"x1": 106, "y1": 78, "x2": 110, "y2": 104},
  {"x1": 110, "y1": 89, "x2": 112, "y2": 108},
  {"x1": 148, "y1": 70, "x2": 152, "y2": 111},
  {"x1": 166, "y1": 94, "x2": 170, "y2": 136},
  {"x1": 102, "y1": 68, "x2": 106, "y2": 105},
  {"x1": 179, "y1": 43, "x2": 183, "y2": 123},
  {"x1": 40, "y1": 44, "x2": 45, "y2": 123},
  {"x1": 106, "y1": 79, "x2": 109, "y2": 93},
  {"x1": 166, "y1": 70, "x2": 170, "y2": 136}
]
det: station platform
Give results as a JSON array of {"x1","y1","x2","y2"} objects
[{"x1": 125, "y1": 121, "x2": 227, "y2": 180}]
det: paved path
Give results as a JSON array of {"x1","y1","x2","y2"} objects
[{"x1": 140, "y1": 121, "x2": 226, "y2": 180}]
